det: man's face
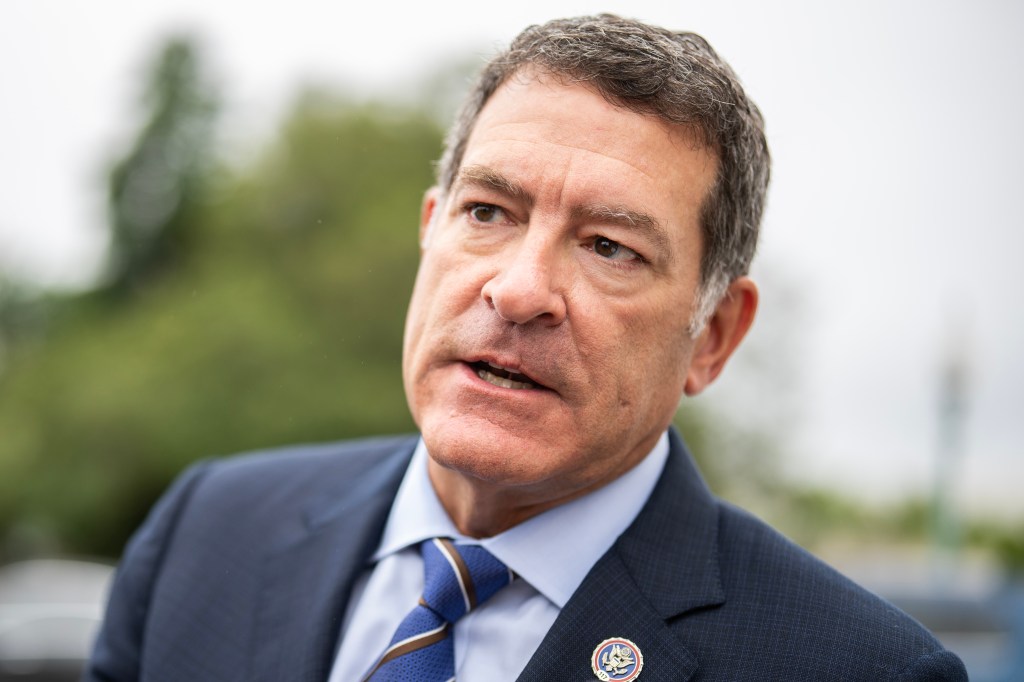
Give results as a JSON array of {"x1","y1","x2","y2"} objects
[{"x1": 402, "y1": 70, "x2": 719, "y2": 510}]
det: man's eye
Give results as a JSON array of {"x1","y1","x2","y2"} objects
[
  {"x1": 593, "y1": 236, "x2": 640, "y2": 261},
  {"x1": 467, "y1": 203, "x2": 505, "y2": 223}
]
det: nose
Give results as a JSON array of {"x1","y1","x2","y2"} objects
[{"x1": 480, "y1": 240, "x2": 567, "y2": 326}]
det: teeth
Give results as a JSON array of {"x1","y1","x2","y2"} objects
[
  {"x1": 486, "y1": 361, "x2": 514, "y2": 373},
  {"x1": 477, "y1": 368, "x2": 534, "y2": 390}
]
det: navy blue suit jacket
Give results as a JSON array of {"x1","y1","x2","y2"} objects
[{"x1": 85, "y1": 429, "x2": 967, "y2": 680}]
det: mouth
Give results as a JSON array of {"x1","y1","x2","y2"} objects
[{"x1": 468, "y1": 360, "x2": 544, "y2": 391}]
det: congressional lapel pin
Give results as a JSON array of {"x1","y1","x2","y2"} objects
[{"x1": 591, "y1": 637, "x2": 643, "y2": 681}]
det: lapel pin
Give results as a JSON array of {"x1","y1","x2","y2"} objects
[{"x1": 591, "y1": 637, "x2": 643, "y2": 681}]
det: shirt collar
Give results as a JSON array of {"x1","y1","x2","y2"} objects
[{"x1": 373, "y1": 432, "x2": 669, "y2": 609}]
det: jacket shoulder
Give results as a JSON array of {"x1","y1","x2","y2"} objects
[
  {"x1": 201, "y1": 432, "x2": 418, "y2": 480},
  {"x1": 85, "y1": 433, "x2": 417, "y2": 681},
  {"x1": 701, "y1": 501, "x2": 967, "y2": 681}
]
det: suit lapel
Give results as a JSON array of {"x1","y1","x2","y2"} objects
[
  {"x1": 519, "y1": 428, "x2": 724, "y2": 682},
  {"x1": 517, "y1": 550, "x2": 699, "y2": 681},
  {"x1": 249, "y1": 439, "x2": 414, "y2": 682}
]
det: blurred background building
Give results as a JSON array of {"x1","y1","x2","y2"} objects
[{"x1": 1, "y1": 1, "x2": 1022, "y2": 678}]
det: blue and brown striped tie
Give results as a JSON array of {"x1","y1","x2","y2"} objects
[{"x1": 363, "y1": 538, "x2": 513, "y2": 681}]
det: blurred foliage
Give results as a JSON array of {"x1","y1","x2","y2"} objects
[
  {"x1": 968, "y1": 522, "x2": 1024, "y2": 576},
  {"x1": 0, "y1": 277, "x2": 45, "y2": 356},
  {"x1": 0, "y1": 38, "x2": 438, "y2": 559},
  {"x1": 757, "y1": 487, "x2": 1024, "y2": 578},
  {"x1": 105, "y1": 37, "x2": 218, "y2": 293}
]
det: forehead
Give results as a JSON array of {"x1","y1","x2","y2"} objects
[{"x1": 459, "y1": 71, "x2": 718, "y2": 232}]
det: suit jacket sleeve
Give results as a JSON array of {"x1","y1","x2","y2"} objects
[{"x1": 83, "y1": 461, "x2": 212, "y2": 682}]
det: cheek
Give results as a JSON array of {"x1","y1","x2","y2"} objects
[
  {"x1": 403, "y1": 252, "x2": 487, "y2": 369},
  {"x1": 403, "y1": 260, "x2": 453, "y2": 386},
  {"x1": 409, "y1": 255, "x2": 465, "y2": 322},
  {"x1": 588, "y1": 298, "x2": 691, "y2": 402},
  {"x1": 423, "y1": 241, "x2": 491, "y2": 301},
  {"x1": 402, "y1": 269, "x2": 432, "y2": 358}
]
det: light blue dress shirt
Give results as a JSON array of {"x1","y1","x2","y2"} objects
[{"x1": 329, "y1": 432, "x2": 669, "y2": 682}]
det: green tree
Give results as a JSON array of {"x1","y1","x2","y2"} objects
[
  {"x1": 105, "y1": 36, "x2": 217, "y2": 293},
  {"x1": 0, "y1": 84, "x2": 441, "y2": 559}
]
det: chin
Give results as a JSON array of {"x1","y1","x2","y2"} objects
[{"x1": 421, "y1": 413, "x2": 570, "y2": 488}]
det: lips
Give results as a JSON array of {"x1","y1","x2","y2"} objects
[{"x1": 469, "y1": 360, "x2": 544, "y2": 390}]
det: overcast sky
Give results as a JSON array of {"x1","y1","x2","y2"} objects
[{"x1": 3, "y1": 0, "x2": 1022, "y2": 519}]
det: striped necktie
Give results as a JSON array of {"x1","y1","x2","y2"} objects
[{"x1": 363, "y1": 538, "x2": 514, "y2": 681}]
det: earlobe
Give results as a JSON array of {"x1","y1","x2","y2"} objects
[
  {"x1": 684, "y1": 277, "x2": 758, "y2": 396},
  {"x1": 419, "y1": 187, "x2": 441, "y2": 249}
]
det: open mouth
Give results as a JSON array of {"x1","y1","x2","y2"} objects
[{"x1": 469, "y1": 361, "x2": 543, "y2": 390}]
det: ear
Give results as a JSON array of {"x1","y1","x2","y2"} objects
[
  {"x1": 419, "y1": 187, "x2": 441, "y2": 249},
  {"x1": 684, "y1": 276, "x2": 758, "y2": 396}
]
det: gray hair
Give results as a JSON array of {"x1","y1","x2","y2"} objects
[{"x1": 436, "y1": 14, "x2": 770, "y2": 334}]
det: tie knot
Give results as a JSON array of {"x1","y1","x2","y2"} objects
[{"x1": 420, "y1": 538, "x2": 512, "y2": 624}]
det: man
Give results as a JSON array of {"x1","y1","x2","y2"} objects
[{"x1": 86, "y1": 14, "x2": 967, "y2": 682}]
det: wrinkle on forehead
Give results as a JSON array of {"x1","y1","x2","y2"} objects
[
  {"x1": 468, "y1": 74, "x2": 715, "y2": 190},
  {"x1": 473, "y1": 119, "x2": 675, "y2": 184}
]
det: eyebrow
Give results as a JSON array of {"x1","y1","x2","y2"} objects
[
  {"x1": 455, "y1": 164, "x2": 673, "y2": 260},
  {"x1": 456, "y1": 165, "x2": 533, "y2": 207}
]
